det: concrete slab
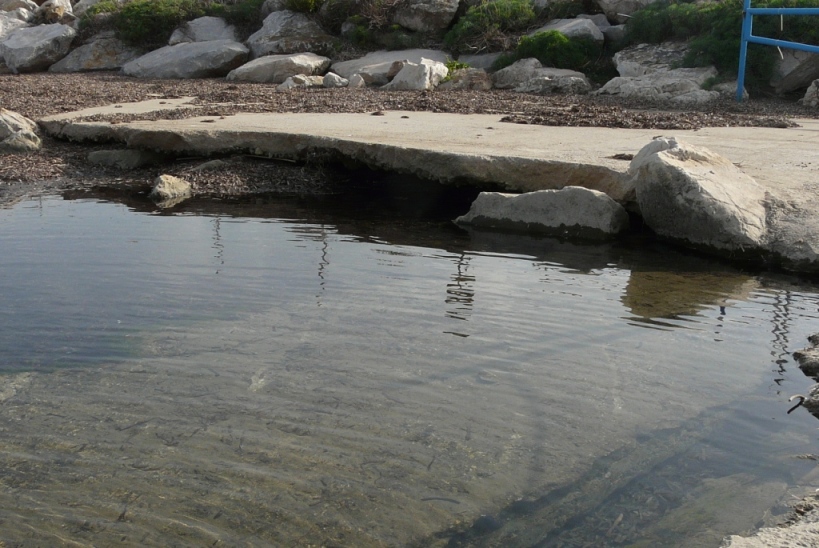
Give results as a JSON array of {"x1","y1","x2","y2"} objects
[{"x1": 37, "y1": 103, "x2": 819, "y2": 271}]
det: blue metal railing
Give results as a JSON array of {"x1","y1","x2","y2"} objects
[{"x1": 737, "y1": 0, "x2": 819, "y2": 101}]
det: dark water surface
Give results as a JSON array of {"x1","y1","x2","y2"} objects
[{"x1": 1, "y1": 189, "x2": 819, "y2": 547}]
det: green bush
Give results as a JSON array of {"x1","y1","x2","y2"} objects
[
  {"x1": 283, "y1": 0, "x2": 323, "y2": 13},
  {"x1": 626, "y1": 0, "x2": 819, "y2": 87},
  {"x1": 444, "y1": 0, "x2": 537, "y2": 54},
  {"x1": 113, "y1": 0, "x2": 208, "y2": 47},
  {"x1": 493, "y1": 30, "x2": 602, "y2": 72}
]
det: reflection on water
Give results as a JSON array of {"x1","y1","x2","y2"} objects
[{"x1": 1, "y1": 191, "x2": 819, "y2": 546}]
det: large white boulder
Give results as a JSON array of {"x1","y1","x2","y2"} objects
[
  {"x1": 530, "y1": 18, "x2": 604, "y2": 44},
  {"x1": 122, "y1": 39, "x2": 248, "y2": 79},
  {"x1": 246, "y1": 10, "x2": 337, "y2": 58},
  {"x1": 630, "y1": 138, "x2": 768, "y2": 252},
  {"x1": 381, "y1": 58, "x2": 448, "y2": 90},
  {"x1": 596, "y1": 67, "x2": 719, "y2": 105},
  {"x1": 227, "y1": 52, "x2": 330, "y2": 83},
  {"x1": 392, "y1": 0, "x2": 459, "y2": 33},
  {"x1": 168, "y1": 16, "x2": 237, "y2": 45},
  {"x1": 0, "y1": 11, "x2": 28, "y2": 40},
  {"x1": 771, "y1": 49, "x2": 819, "y2": 94},
  {"x1": 596, "y1": 0, "x2": 660, "y2": 24},
  {"x1": 0, "y1": 23, "x2": 75, "y2": 72},
  {"x1": 491, "y1": 58, "x2": 588, "y2": 91},
  {"x1": 455, "y1": 187, "x2": 630, "y2": 238},
  {"x1": 49, "y1": 32, "x2": 140, "y2": 72},
  {"x1": 0, "y1": 108, "x2": 40, "y2": 152},
  {"x1": 330, "y1": 48, "x2": 449, "y2": 85},
  {"x1": 0, "y1": 0, "x2": 37, "y2": 11}
]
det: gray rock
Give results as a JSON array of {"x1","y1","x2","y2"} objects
[
  {"x1": 529, "y1": 18, "x2": 604, "y2": 44},
  {"x1": 602, "y1": 24, "x2": 626, "y2": 46},
  {"x1": 71, "y1": 0, "x2": 104, "y2": 17},
  {"x1": 596, "y1": 67, "x2": 719, "y2": 104},
  {"x1": 0, "y1": 22, "x2": 75, "y2": 72},
  {"x1": 260, "y1": 0, "x2": 287, "y2": 18},
  {"x1": 4, "y1": 7, "x2": 33, "y2": 22},
  {"x1": 515, "y1": 75, "x2": 592, "y2": 95},
  {"x1": 331, "y1": 49, "x2": 449, "y2": 85},
  {"x1": 0, "y1": 107, "x2": 40, "y2": 152},
  {"x1": 0, "y1": 0, "x2": 37, "y2": 11},
  {"x1": 36, "y1": 0, "x2": 72, "y2": 24},
  {"x1": 794, "y1": 346, "x2": 819, "y2": 378},
  {"x1": 150, "y1": 174, "x2": 192, "y2": 206},
  {"x1": 455, "y1": 187, "x2": 630, "y2": 239},
  {"x1": 323, "y1": 71, "x2": 348, "y2": 87},
  {"x1": 87, "y1": 149, "x2": 168, "y2": 170},
  {"x1": 246, "y1": 10, "x2": 338, "y2": 58},
  {"x1": 227, "y1": 52, "x2": 330, "y2": 83},
  {"x1": 801, "y1": 79, "x2": 819, "y2": 107},
  {"x1": 168, "y1": 16, "x2": 237, "y2": 45},
  {"x1": 392, "y1": 0, "x2": 459, "y2": 33},
  {"x1": 122, "y1": 40, "x2": 248, "y2": 79},
  {"x1": 771, "y1": 49, "x2": 819, "y2": 94},
  {"x1": 456, "y1": 52, "x2": 503, "y2": 71},
  {"x1": 49, "y1": 33, "x2": 140, "y2": 72},
  {"x1": 576, "y1": 13, "x2": 610, "y2": 29},
  {"x1": 630, "y1": 138, "x2": 767, "y2": 252},
  {"x1": 492, "y1": 58, "x2": 588, "y2": 90},
  {"x1": 0, "y1": 11, "x2": 28, "y2": 41},
  {"x1": 347, "y1": 72, "x2": 366, "y2": 88},
  {"x1": 613, "y1": 42, "x2": 689, "y2": 77},
  {"x1": 438, "y1": 68, "x2": 492, "y2": 91},
  {"x1": 381, "y1": 58, "x2": 448, "y2": 90},
  {"x1": 596, "y1": 0, "x2": 660, "y2": 24},
  {"x1": 712, "y1": 80, "x2": 748, "y2": 101},
  {"x1": 276, "y1": 74, "x2": 324, "y2": 91}
]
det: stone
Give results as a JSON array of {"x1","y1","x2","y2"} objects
[
  {"x1": 712, "y1": 80, "x2": 748, "y2": 101},
  {"x1": 323, "y1": 71, "x2": 348, "y2": 87},
  {"x1": 246, "y1": 10, "x2": 338, "y2": 58},
  {"x1": 492, "y1": 58, "x2": 588, "y2": 90},
  {"x1": 596, "y1": 0, "x2": 660, "y2": 24},
  {"x1": 381, "y1": 58, "x2": 448, "y2": 90},
  {"x1": 613, "y1": 42, "x2": 689, "y2": 77},
  {"x1": 596, "y1": 67, "x2": 719, "y2": 104},
  {"x1": 454, "y1": 187, "x2": 630, "y2": 239},
  {"x1": 630, "y1": 138, "x2": 768, "y2": 252},
  {"x1": 87, "y1": 149, "x2": 168, "y2": 170},
  {"x1": 347, "y1": 72, "x2": 366, "y2": 88},
  {"x1": 226, "y1": 52, "x2": 330, "y2": 83},
  {"x1": 150, "y1": 174, "x2": 192, "y2": 202},
  {"x1": 456, "y1": 52, "x2": 503, "y2": 71},
  {"x1": 49, "y1": 32, "x2": 140, "y2": 72},
  {"x1": 801, "y1": 79, "x2": 819, "y2": 107},
  {"x1": 529, "y1": 18, "x2": 604, "y2": 44},
  {"x1": 5, "y1": 7, "x2": 33, "y2": 22},
  {"x1": 260, "y1": 0, "x2": 287, "y2": 18},
  {"x1": 602, "y1": 24, "x2": 626, "y2": 46},
  {"x1": 392, "y1": 0, "x2": 459, "y2": 33},
  {"x1": 330, "y1": 48, "x2": 449, "y2": 85},
  {"x1": 36, "y1": 0, "x2": 72, "y2": 23},
  {"x1": 771, "y1": 50, "x2": 819, "y2": 94},
  {"x1": 168, "y1": 16, "x2": 237, "y2": 45},
  {"x1": 122, "y1": 40, "x2": 248, "y2": 79},
  {"x1": 576, "y1": 13, "x2": 610, "y2": 29},
  {"x1": 794, "y1": 346, "x2": 819, "y2": 378},
  {"x1": 0, "y1": 11, "x2": 28, "y2": 40},
  {"x1": 0, "y1": 23, "x2": 75, "y2": 73},
  {"x1": 0, "y1": 108, "x2": 40, "y2": 152},
  {"x1": 0, "y1": 0, "x2": 37, "y2": 11},
  {"x1": 71, "y1": 0, "x2": 104, "y2": 17},
  {"x1": 438, "y1": 68, "x2": 492, "y2": 91},
  {"x1": 514, "y1": 75, "x2": 592, "y2": 95},
  {"x1": 276, "y1": 74, "x2": 324, "y2": 91}
]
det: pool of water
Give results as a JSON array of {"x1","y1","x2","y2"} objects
[{"x1": 1, "y1": 188, "x2": 819, "y2": 547}]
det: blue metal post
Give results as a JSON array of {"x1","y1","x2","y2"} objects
[{"x1": 737, "y1": 0, "x2": 753, "y2": 102}]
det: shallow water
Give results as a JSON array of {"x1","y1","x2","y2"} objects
[{"x1": 1, "y1": 189, "x2": 819, "y2": 547}]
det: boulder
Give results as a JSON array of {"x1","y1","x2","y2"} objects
[
  {"x1": 492, "y1": 58, "x2": 588, "y2": 90},
  {"x1": 438, "y1": 67, "x2": 492, "y2": 91},
  {"x1": 72, "y1": 0, "x2": 104, "y2": 17},
  {"x1": 381, "y1": 58, "x2": 448, "y2": 90},
  {"x1": 4, "y1": 7, "x2": 33, "y2": 22},
  {"x1": 771, "y1": 49, "x2": 819, "y2": 94},
  {"x1": 226, "y1": 52, "x2": 330, "y2": 83},
  {"x1": 36, "y1": 0, "x2": 72, "y2": 23},
  {"x1": 0, "y1": 11, "x2": 28, "y2": 40},
  {"x1": 323, "y1": 71, "x2": 348, "y2": 87},
  {"x1": 168, "y1": 16, "x2": 237, "y2": 45},
  {"x1": 150, "y1": 174, "x2": 192, "y2": 207},
  {"x1": 49, "y1": 32, "x2": 140, "y2": 72},
  {"x1": 392, "y1": 0, "x2": 459, "y2": 33},
  {"x1": 87, "y1": 149, "x2": 168, "y2": 170},
  {"x1": 246, "y1": 10, "x2": 338, "y2": 58},
  {"x1": 347, "y1": 72, "x2": 366, "y2": 88},
  {"x1": 330, "y1": 48, "x2": 449, "y2": 85},
  {"x1": 794, "y1": 345, "x2": 819, "y2": 378},
  {"x1": 529, "y1": 18, "x2": 604, "y2": 44},
  {"x1": 596, "y1": 67, "x2": 719, "y2": 104},
  {"x1": 122, "y1": 40, "x2": 248, "y2": 79},
  {"x1": 613, "y1": 42, "x2": 689, "y2": 77},
  {"x1": 596, "y1": 0, "x2": 660, "y2": 24},
  {"x1": 514, "y1": 75, "x2": 592, "y2": 95},
  {"x1": 0, "y1": 0, "x2": 37, "y2": 11},
  {"x1": 576, "y1": 14, "x2": 610, "y2": 29},
  {"x1": 276, "y1": 74, "x2": 324, "y2": 91},
  {"x1": 602, "y1": 24, "x2": 626, "y2": 46},
  {"x1": 801, "y1": 79, "x2": 819, "y2": 107},
  {"x1": 454, "y1": 187, "x2": 630, "y2": 239},
  {"x1": 0, "y1": 23, "x2": 75, "y2": 73},
  {"x1": 630, "y1": 138, "x2": 768, "y2": 252},
  {"x1": 0, "y1": 107, "x2": 40, "y2": 152},
  {"x1": 260, "y1": 0, "x2": 287, "y2": 18},
  {"x1": 456, "y1": 52, "x2": 503, "y2": 71}
]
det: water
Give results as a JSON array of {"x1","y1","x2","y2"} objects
[{"x1": 1, "y1": 189, "x2": 819, "y2": 546}]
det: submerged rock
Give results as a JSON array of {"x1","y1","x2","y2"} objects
[
  {"x1": 454, "y1": 186, "x2": 630, "y2": 239},
  {"x1": 150, "y1": 174, "x2": 192, "y2": 205}
]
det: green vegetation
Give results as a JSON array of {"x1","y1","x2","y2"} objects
[
  {"x1": 626, "y1": 0, "x2": 819, "y2": 86},
  {"x1": 283, "y1": 0, "x2": 323, "y2": 13},
  {"x1": 491, "y1": 30, "x2": 607, "y2": 80},
  {"x1": 444, "y1": 0, "x2": 537, "y2": 54},
  {"x1": 442, "y1": 58, "x2": 470, "y2": 82}
]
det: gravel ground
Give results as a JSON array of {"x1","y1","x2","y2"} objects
[{"x1": 2, "y1": 71, "x2": 818, "y2": 201}]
